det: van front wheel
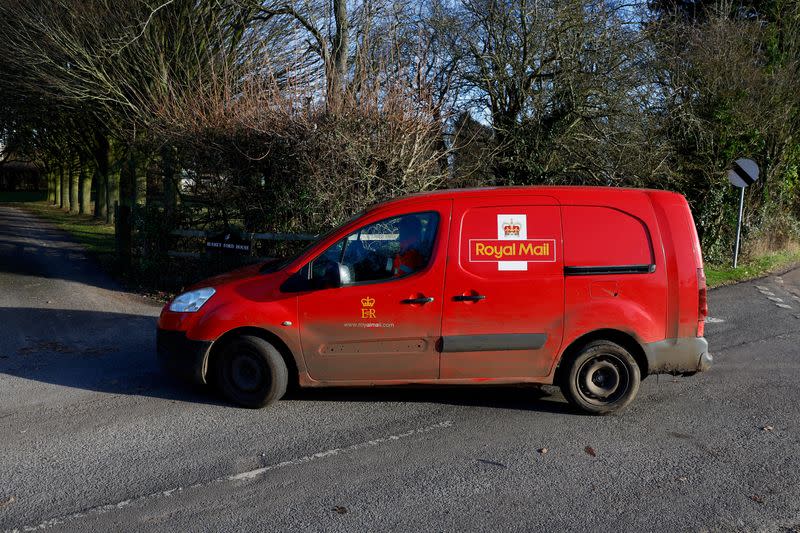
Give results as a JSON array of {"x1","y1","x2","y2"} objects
[
  {"x1": 215, "y1": 335, "x2": 288, "y2": 408},
  {"x1": 560, "y1": 340, "x2": 641, "y2": 415}
]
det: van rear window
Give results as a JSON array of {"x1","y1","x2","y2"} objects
[{"x1": 562, "y1": 207, "x2": 653, "y2": 266}]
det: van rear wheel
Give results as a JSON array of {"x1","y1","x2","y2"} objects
[
  {"x1": 215, "y1": 335, "x2": 288, "y2": 408},
  {"x1": 560, "y1": 340, "x2": 641, "y2": 415}
]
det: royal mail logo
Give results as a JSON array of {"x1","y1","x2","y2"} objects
[
  {"x1": 360, "y1": 296, "x2": 376, "y2": 319},
  {"x1": 503, "y1": 220, "x2": 521, "y2": 236},
  {"x1": 469, "y1": 239, "x2": 556, "y2": 263}
]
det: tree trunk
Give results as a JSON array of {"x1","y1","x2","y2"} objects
[
  {"x1": 116, "y1": 149, "x2": 136, "y2": 272},
  {"x1": 328, "y1": 0, "x2": 348, "y2": 103},
  {"x1": 94, "y1": 132, "x2": 109, "y2": 220},
  {"x1": 79, "y1": 153, "x2": 92, "y2": 215},
  {"x1": 54, "y1": 168, "x2": 61, "y2": 206},
  {"x1": 59, "y1": 165, "x2": 69, "y2": 210},
  {"x1": 47, "y1": 171, "x2": 56, "y2": 204},
  {"x1": 69, "y1": 156, "x2": 79, "y2": 214},
  {"x1": 92, "y1": 166, "x2": 103, "y2": 218},
  {"x1": 130, "y1": 153, "x2": 147, "y2": 206},
  {"x1": 162, "y1": 145, "x2": 176, "y2": 219},
  {"x1": 107, "y1": 167, "x2": 120, "y2": 224}
]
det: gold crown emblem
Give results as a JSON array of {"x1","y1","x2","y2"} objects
[
  {"x1": 503, "y1": 222, "x2": 521, "y2": 236},
  {"x1": 361, "y1": 296, "x2": 375, "y2": 307}
]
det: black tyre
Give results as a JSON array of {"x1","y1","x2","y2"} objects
[
  {"x1": 215, "y1": 335, "x2": 288, "y2": 408},
  {"x1": 560, "y1": 340, "x2": 641, "y2": 415}
]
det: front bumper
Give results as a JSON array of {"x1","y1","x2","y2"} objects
[
  {"x1": 156, "y1": 328, "x2": 213, "y2": 385},
  {"x1": 643, "y1": 337, "x2": 712, "y2": 376}
]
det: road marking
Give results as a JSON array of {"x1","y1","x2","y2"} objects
[
  {"x1": 776, "y1": 303, "x2": 793, "y2": 309},
  {"x1": 229, "y1": 420, "x2": 452, "y2": 482},
  {"x1": 705, "y1": 317, "x2": 725, "y2": 324},
  {"x1": 10, "y1": 420, "x2": 454, "y2": 532},
  {"x1": 768, "y1": 297, "x2": 785, "y2": 303},
  {"x1": 756, "y1": 285, "x2": 769, "y2": 290},
  {"x1": 759, "y1": 290, "x2": 776, "y2": 296}
]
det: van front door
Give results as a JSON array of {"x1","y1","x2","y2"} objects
[
  {"x1": 298, "y1": 204, "x2": 450, "y2": 382},
  {"x1": 440, "y1": 198, "x2": 564, "y2": 379}
]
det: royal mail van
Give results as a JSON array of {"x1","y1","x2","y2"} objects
[{"x1": 157, "y1": 187, "x2": 711, "y2": 414}]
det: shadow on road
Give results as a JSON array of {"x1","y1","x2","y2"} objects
[
  {"x1": 0, "y1": 307, "x2": 227, "y2": 407},
  {"x1": 286, "y1": 385, "x2": 576, "y2": 414},
  {"x1": 0, "y1": 306, "x2": 576, "y2": 414}
]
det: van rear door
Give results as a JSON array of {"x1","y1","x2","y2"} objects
[{"x1": 440, "y1": 197, "x2": 564, "y2": 379}]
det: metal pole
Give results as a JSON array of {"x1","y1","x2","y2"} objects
[{"x1": 733, "y1": 186, "x2": 745, "y2": 268}]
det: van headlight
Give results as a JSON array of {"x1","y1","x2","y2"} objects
[{"x1": 169, "y1": 287, "x2": 216, "y2": 313}]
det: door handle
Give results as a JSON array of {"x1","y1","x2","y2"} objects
[
  {"x1": 453, "y1": 294, "x2": 486, "y2": 302},
  {"x1": 401, "y1": 296, "x2": 434, "y2": 305}
]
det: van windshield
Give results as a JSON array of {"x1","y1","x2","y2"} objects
[{"x1": 259, "y1": 210, "x2": 366, "y2": 273}]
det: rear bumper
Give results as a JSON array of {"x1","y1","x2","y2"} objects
[
  {"x1": 156, "y1": 328, "x2": 212, "y2": 385},
  {"x1": 644, "y1": 337, "x2": 712, "y2": 375}
]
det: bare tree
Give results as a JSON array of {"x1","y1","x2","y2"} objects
[{"x1": 442, "y1": 0, "x2": 655, "y2": 184}]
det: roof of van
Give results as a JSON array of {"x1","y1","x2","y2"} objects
[{"x1": 371, "y1": 185, "x2": 681, "y2": 211}]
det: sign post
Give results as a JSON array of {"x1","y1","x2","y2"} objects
[{"x1": 727, "y1": 158, "x2": 759, "y2": 268}]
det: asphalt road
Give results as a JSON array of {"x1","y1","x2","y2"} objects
[{"x1": 1, "y1": 204, "x2": 799, "y2": 533}]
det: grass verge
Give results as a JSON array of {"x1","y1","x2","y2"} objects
[
  {"x1": 706, "y1": 248, "x2": 800, "y2": 288},
  {"x1": 12, "y1": 201, "x2": 116, "y2": 266}
]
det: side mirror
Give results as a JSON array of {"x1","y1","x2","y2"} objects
[
  {"x1": 337, "y1": 263, "x2": 353, "y2": 285},
  {"x1": 315, "y1": 262, "x2": 352, "y2": 289}
]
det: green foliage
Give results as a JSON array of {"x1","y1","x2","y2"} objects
[{"x1": 705, "y1": 247, "x2": 800, "y2": 287}]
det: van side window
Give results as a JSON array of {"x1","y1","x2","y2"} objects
[
  {"x1": 562, "y1": 206, "x2": 653, "y2": 267},
  {"x1": 310, "y1": 239, "x2": 345, "y2": 281},
  {"x1": 311, "y1": 212, "x2": 439, "y2": 284}
]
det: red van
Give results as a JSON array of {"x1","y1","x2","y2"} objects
[{"x1": 157, "y1": 187, "x2": 711, "y2": 414}]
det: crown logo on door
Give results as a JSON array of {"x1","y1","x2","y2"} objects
[
  {"x1": 361, "y1": 296, "x2": 375, "y2": 308},
  {"x1": 503, "y1": 220, "x2": 521, "y2": 236}
]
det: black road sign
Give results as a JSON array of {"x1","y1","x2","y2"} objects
[
  {"x1": 728, "y1": 158, "x2": 759, "y2": 188},
  {"x1": 728, "y1": 158, "x2": 760, "y2": 268}
]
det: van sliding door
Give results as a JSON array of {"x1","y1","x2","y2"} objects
[{"x1": 440, "y1": 197, "x2": 564, "y2": 379}]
